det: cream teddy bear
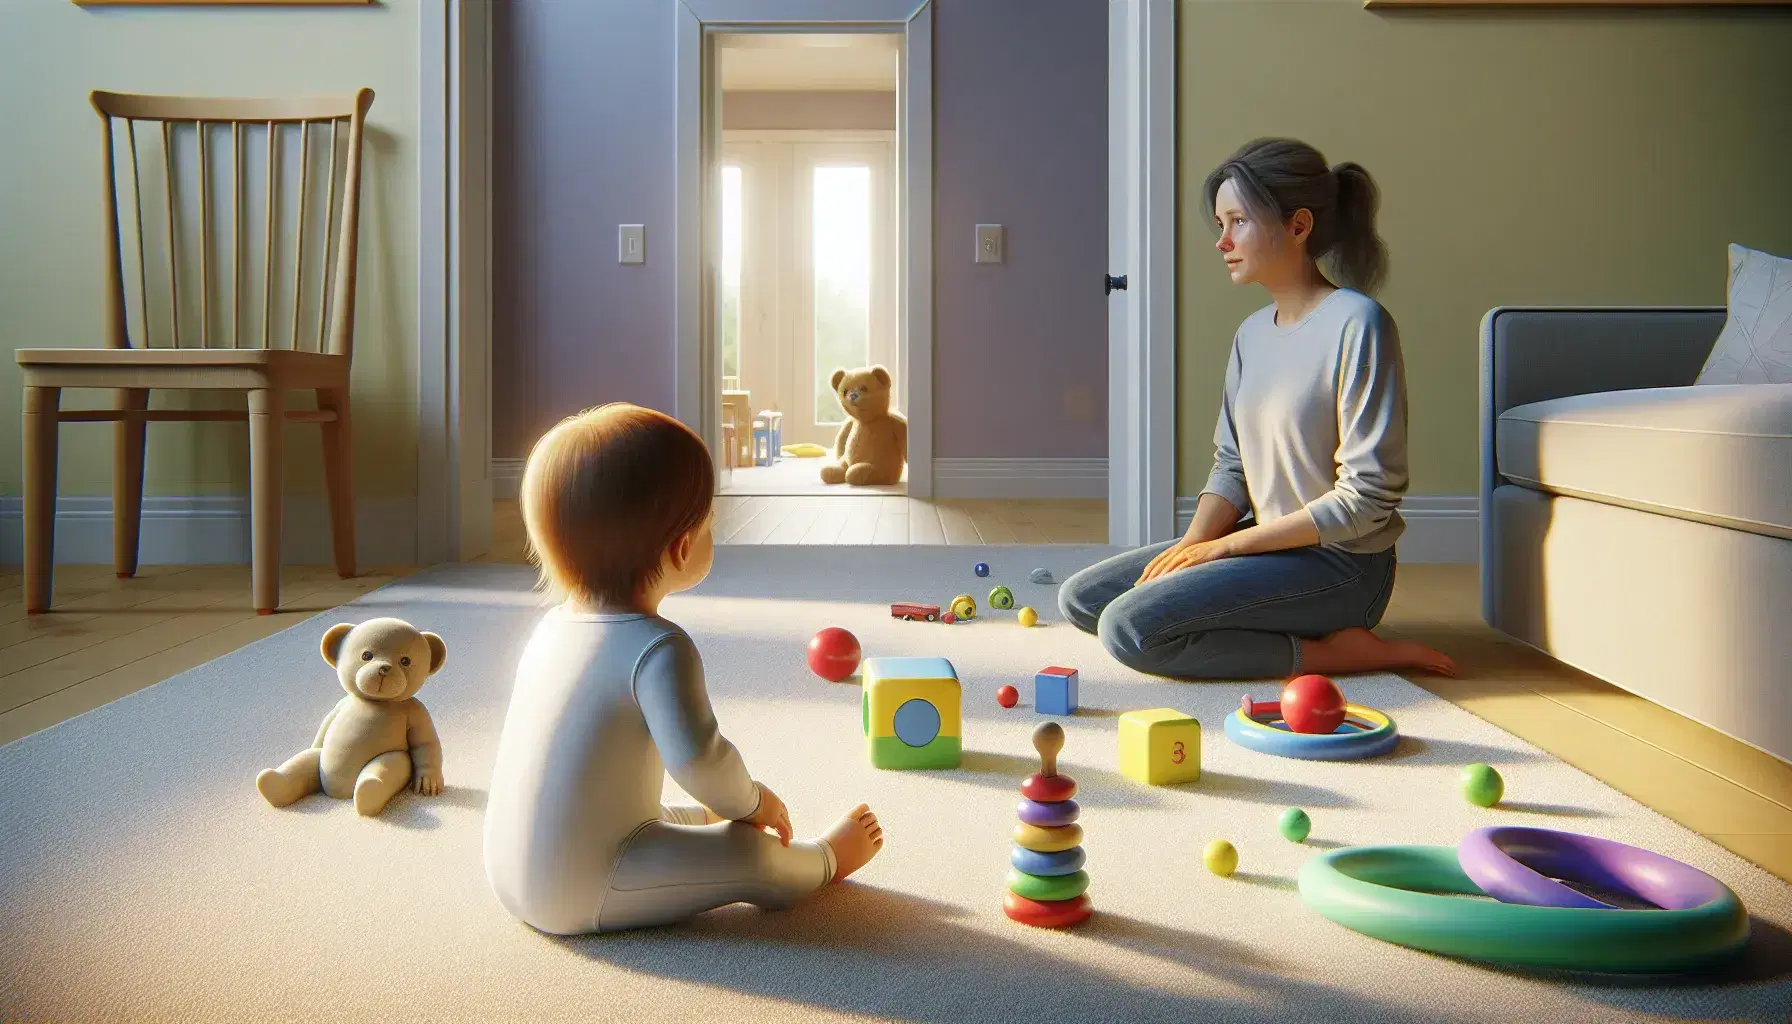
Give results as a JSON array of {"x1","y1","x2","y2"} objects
[{"x1": 256, "y1": 617, "x2": 448, "y2": 817}]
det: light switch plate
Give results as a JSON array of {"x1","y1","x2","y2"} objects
[
  {"x1": 619, "y1": 224, "x2": 646, "y2": 265},
  {"x1": 975, "y1": 224, "x2": 1004, "y2": 264}
]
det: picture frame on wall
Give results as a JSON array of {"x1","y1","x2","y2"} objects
[
  {"x1": 1365, "y1": 0, "x2": 1791, "y2": 6},
  {"x1": 72, "y1": 0, "x2": 374, "y2": 6}
]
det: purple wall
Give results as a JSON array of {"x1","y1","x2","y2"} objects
[
  {"x1": 493, "y1": 0, "x2": 678, "y2": 458},
  {"x1": 493, "y1": 0, "x2": 1108, "y2": 461}
]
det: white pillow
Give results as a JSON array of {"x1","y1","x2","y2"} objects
[{"x1": 1697, "y1": 243, "x2": 1792, "y2": 385}]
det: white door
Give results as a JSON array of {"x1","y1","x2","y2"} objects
[{"x1": 719, "y1": 132, "x2": 896, "y2": 450}]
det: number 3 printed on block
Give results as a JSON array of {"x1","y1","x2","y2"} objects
[{"x1": 1170, "y1": 741, "x2": 1185, "y2": 764}]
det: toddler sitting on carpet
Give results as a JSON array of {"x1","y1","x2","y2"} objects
[{"x1": 483, "y1": 403, "x2": 884, "y2": 935}]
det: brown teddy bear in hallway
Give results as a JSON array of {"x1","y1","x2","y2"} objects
[
  {"x1": 821, "y1": 364, "x2": 907, "y2": 486},
  {"x1": 256, "y1": 617, "x2": 448, "y2": 817}
]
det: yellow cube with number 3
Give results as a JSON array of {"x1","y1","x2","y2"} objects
[{"x1": 1119, "y1": 708, "x2": 1200, "y2": 785}]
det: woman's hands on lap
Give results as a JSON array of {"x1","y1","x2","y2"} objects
[{"x1": 1137, "y1": 537, "x2": 1237, "y2": 583}]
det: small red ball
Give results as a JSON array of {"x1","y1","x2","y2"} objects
[
  {"x1": 997, "y1": 684, "x2": 1019, "y2": 708},
  {"x1": 1281, "y1": 673, "x2": 1346, "y2": 734},
  {"x1": 807, "y1": 627, "x2": 861, "y2": 682}
]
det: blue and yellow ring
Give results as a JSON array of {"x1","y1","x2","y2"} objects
[{"x1": 1224, "y1": 702, "x2": 1398, "y2": 761}]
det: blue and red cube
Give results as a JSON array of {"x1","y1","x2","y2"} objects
[{"x1": 1034, "y1": 666, "x2": 1079, "y2": 716}]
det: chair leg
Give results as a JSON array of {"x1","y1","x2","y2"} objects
[
  {"x1": 317, "y1": 387, "x2": 356, "y2": 579},
  {"x1": 113, "y1": 388, "x2": 149, "y2": 579},
  {"x1": 248, "y1": 388, "x2": 285, "y2": 614},
  {"x1": 23, "y1": 387, "x2": 61, "y2": 615}
]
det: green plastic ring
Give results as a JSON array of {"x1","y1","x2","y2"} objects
[
  {"x1": 1297, "y1": 845, "x2": 1749, "y2": 973},
  {"x1": 1007, "y1": 867, "x2": 1090, "y2": 903}
]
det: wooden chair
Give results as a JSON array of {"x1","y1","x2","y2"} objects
[{"x1": 17, "y1": 88, "x2": 375, "y2": 615}]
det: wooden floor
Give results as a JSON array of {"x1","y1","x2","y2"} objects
[{"x1": 4, "y1": 497, "x2": 1789, "y2": 886}]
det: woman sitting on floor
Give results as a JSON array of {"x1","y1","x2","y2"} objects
[{"x1": 1061, "y1": 138, "x2": 1456, "y2": 681}]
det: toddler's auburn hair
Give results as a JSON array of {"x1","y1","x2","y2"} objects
[{"x1": 521, "y1": 402, "x2": 714, "y2": 608}]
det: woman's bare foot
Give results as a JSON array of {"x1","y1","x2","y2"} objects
[
  {"x1": 821, "y1": 803, "x2": 884, "y2": 882},
  {"x1": 1299, "y1": 627, "x2": 1459, "y2": 677}
]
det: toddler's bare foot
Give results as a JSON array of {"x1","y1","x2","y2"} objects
[
  {"x1": 821, "y1": 803, "x2": 884, "y2": 882},
  {"x1": 1300, "y1": 627, "x2": 1459, "y2": 678}
]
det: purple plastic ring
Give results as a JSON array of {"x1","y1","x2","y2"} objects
[
  {"x1": 1017, "y1": 798, "x2": 1080, "y2": 828},
  {"x1": 1457, "y1": 826, "x2": 1733, "y2": 911}
]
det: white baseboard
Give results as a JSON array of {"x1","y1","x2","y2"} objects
[
  {"x1": 0, "y1": 496, "x2": 420, "y2": 567},
  {"x1": 493, "y1": 457, "x2": 525, "y2": 501},
  {"x1": 1176, "y1": 494, "x2": 1479, "y2": 564},
  {"x1": 932, "y1": 458, "x2": 1107, "y2": 499}
]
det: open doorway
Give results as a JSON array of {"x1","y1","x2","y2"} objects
[{"x1": 712, "y1": 33, "x2": 905, "y2": 497}]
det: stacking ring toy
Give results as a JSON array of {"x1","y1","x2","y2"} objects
[
  {"x1": 1225, "y1": 702, "x2": 1398, "y2": 761},
  {"x1": 1298, "y1": 844, "x2": 1749, "y2": 973},
  {"x1": 1458, "y1": 826, "x2": 1739, "y2": 912}
]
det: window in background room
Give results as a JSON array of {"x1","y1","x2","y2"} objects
[
  {"x1": 721, "y1": 164, "x2": 744, "y2": 386},
  {"x1": 811, "y1": 164, "x2": 871, "y2": 424}
]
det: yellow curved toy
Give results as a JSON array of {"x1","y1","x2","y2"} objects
[
  {"x1": 781, "y1": 442, "x2": 828, "y2": 458},
  {"x1": 950, "y1": 594, "x2": 977, "y2": 620}
]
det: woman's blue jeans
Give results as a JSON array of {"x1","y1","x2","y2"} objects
[{"x1": 1058, "y1": 530, "x2": 1397, "y2": 680}]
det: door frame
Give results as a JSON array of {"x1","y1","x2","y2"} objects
[
  {"x1": 1109, "y1": 0, "x2": 1177, "y2": 547},
  {"x1": 676, "y1": 0, "x2": 935, "y2": 496},
  {"x1": 418, "y1": 0, "x2": 495, "y2": 563}
]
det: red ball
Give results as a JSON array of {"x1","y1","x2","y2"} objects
[
  {"x1": 1281, "y1": 674, "x2": 1346, "y2": 734},
  {"x1": 996, "y1": 685, "x2": 1019, "y2": 708},
  {"x1": 807, "y1": 627, "x2": 861, "y2": 682}
]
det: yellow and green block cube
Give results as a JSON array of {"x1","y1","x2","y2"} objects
[{"x1": 861, "y1": 656, "x2": 961, "y2": 769}]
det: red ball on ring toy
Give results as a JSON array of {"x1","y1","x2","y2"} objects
[
  {"x1": 1280, "y1": 674, "x2": 1346, "y2": 734},
  {"x1": 807, "y1": 627, "x2": 861, "y2": 682},
  {"x1": 996, "y1": 685, "x2": 1019, "y2": 708}
]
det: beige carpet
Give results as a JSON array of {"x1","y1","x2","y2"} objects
[{"x1": 3, "y1": 545, "x2": 1790, "y2": 1023}]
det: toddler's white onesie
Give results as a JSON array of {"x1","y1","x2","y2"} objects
[{"x1": 483, "y1": 607, "x2": 835, "y2": 934}]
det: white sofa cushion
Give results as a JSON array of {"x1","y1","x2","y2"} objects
[
  {"x1": 1497, "y1": 383, "x2": 1792, "y2": 539},
  {"x1": 1697, "y1": 243, "x2": 1792, "y2": 385}
]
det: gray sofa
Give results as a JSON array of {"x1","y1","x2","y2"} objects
[{"x1": 1480, "y1": 307, "x2": 1792, "y2": 766}]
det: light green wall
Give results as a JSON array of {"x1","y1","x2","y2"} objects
[
  {"x1": 1176, "y1": 1, "x2": 1792, "y2": 497},
  {"x1": 0, "y1": 0, "x2": 420, "y2": 500}
]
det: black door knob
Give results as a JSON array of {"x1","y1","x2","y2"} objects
[{"x1": 1105, "y1": 274, "x2": 1128, "y2": 295}]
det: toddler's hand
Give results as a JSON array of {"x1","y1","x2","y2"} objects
[{"x1": 748, "y1": 785, "x2": 793, "y2": 847}]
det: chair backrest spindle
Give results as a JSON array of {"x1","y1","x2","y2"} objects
[
  {"x1": 159, "y1": 120, "x2": 180, "y2": 349},
  {"x1": 319, "y1": 119, "x2": 340, "y2": 353},
  {"x1": 198, "y1": 120, "x2": 212, "y2": 348}
]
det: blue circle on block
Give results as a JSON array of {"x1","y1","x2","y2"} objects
[
  {"x1": 1011, "y1": 845, "x2": 1086, "y2": 876},
  {"x1": 974, "y1": 562, "x2": 990, "y2": 577},
  {"x1": 893, "y1": 698, "x2": 941, "y2": 747}
]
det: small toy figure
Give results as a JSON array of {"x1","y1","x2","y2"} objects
[{"x1": 256, "y1": 616, "x2": 448, "y2": 817}]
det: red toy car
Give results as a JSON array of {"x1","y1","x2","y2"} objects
[{"x1": 891, "y1": 602, "x2": 940, "y2": 622}]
